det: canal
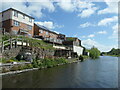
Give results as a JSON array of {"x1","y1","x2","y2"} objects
[{"x1": 2, "y1": 56, "x2": 118, "y2": 88}]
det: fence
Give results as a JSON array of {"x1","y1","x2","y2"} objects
[{"x1": 0, "y1": 37, "x2": 30, "y2": 53}]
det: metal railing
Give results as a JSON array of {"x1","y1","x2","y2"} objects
[{"x1": 44, "y1": 37, "x2": 62, "y2": 44}]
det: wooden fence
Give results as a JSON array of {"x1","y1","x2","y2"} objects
[{"x1": 0, "y1": 38, "x2": 30, "y2": 53}]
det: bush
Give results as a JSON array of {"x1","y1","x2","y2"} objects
[
  {"x1": 89, "y1": 46, "x2": 100, "y2": 59},
  {"x1": 31, "y1": 57, "x2": 68, "y2": 69},
  {"x1": 32, "y1": 60, "x2": 39, "y2": 68},
  {"x1": 25, "y1": 64, "x2": 33, "y2": 69},
  {"x1": 17, "y1": 65, "x2": 24, "y2": 70},
  {"x1": 10, "y1": 66, "x2": 18, "y2": 71},
  {"x1": 6, "y1": 60, "x2": 14, "y2": 63}
]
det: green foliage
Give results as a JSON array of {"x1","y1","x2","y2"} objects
[
  {"x1": 17, "y1": 35, "x2": 54, "y2": 50},
  {"x1": 107, "y1": 48, "x2": 120, "y2": 56},
  {"x1": 89, "y1": 46, "x2": 101, "y2": 59},
  {"x1": 10, "y1": 66, "x2": 18, "y2": 71},
  {"x1": 32, "y1": 57, "x2": 68, "y2": 69},
  {"x1": 23, "y1": 64, "x2": 33, "y2": 69},
  {"x1": 6, "y1": 60, "x2": 14, "y2": 63},
  {"x1": 66, "y1": 37, "x2": 76, "y2": 41},
  {"x1": 2, "y1": 34, "x2": 11, "y2": 41}
]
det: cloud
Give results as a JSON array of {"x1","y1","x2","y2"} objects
[
  {"x1": 1, "y1": 0, "x2": 55, "y2": 18},
  {"x1": 97, "y1": 30, "x2": 107, "y2": 34},
  {"x1": 82, "y1": 38, "x2": 118, "y2": 52},
  {"x1": 57, "y1": 0, "x2": 75, "y2": 12},
  {"x1": 1, "y1": 0, "x2": 99, "y2": 19},
  {"x1": 80, "y1": 22, "x2": 95, "y2": 28},
  {"x1": 35, "y1": 21, "x2": 64, "y2": 30},
  {"x1": 88, "y1": 34, "x2": 95, "y2": 38},
  {"x1": 98, "y1": 0, "x2": 118, "y2": 15},
  {"x1": 109, "y1": 23, "x2": 118, "y2": 39},
  {"x1": 98, "y1": 16, "x2": 118, "y2": 26},
  {"x1": 78, "y1": 7, "x2": 98, "y2": 18},
  {"x1": 57, "y1": 0, "x2": 98, "y2": 18}
]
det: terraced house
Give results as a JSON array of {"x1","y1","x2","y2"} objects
[
  {"x1": 0, "y1": 8, "x2": 84, "y2": 57},
  {"x1": 0, "y1": 8, "x2": 34, "y2": 37},
  {"x1": 34, "y1": 23, "x2": 65, "y2": 45}
]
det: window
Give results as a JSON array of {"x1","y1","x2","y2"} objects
[
  {"x1": 46, "y1": 32, "x2": 48, "y2": 35},
  {"x1": 39, "y1": 30, "x2": 43, "y2": 33},
  {"x1": 23, "y1": 15, "x2": 25, "y2": 19},
  {"x1": 29, "y1": 18, "x2": 32, "y2": 23},
  {"x1": 13, "y1": 20, "x2": 20, "y2": 26},
  {"x1": 28, "y1": 25, "x2": 32, "y2": 30},
  {"x1": 14, "y1": 11, "x2": 18, "y2": 17}
]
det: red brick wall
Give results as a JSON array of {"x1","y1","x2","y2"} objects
[
  {"x1": 2, "y1": 19, "x2": 12, "y2": 32},
  {"x1": 34, "y1": 24, "x2": 58, "y2": 39},
  {"x1": 2, "y1": 19, "x2": 34, "y2": 36}
]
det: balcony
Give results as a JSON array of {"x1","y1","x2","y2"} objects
[
  {"x1": 44, "y1": 37, "x2": 62, "y2": 44},
  {"x1": 19, "y1": 28, "x2": 29, "y2": 34}
]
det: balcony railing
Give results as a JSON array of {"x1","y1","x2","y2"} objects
[{"x1": 44, "y1": 37, "x2": 62, "y2": 44}]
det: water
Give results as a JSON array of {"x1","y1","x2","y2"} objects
[{"x1": 2, "y1": 56, "x2": 118, "y2": 88}]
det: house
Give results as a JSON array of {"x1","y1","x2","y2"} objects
[
  {"x1": 34, "y1": 23, "x2": 64, "y2": 45},
  {"x1": 63, "y1": 37, "x2": 84, "y2": 56},
  {"x1": 0, "y1": 8, "x2": 34, "y2": 37}
]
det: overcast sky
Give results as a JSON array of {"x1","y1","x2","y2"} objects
[{"x1": 0, "y1": 0, "x2": 119, "y2": 52}]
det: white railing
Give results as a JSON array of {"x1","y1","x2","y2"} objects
[{"x1": 44, "y1": 37, "x2": 62, "y2": 44}]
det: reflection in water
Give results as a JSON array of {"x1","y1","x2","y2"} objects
[{"x1": 2, "y1": 56, "x2": 118, "y2": 88}]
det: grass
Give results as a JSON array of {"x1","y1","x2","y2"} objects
[
  {"x1": 17, "y1": 36, "x2": 55, "y2": 50},
  {"x1": 0, "y1": 58, "x2": 26, "y2": 63}
]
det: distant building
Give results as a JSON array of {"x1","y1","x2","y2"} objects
[
  {"x1": 0, "y1": 8, "x2": 34, "y2": 37},
  {"x1": 34, "y1": 23, "x2": 65, "y2": 45},
  {"x1": 63, "y1": 37, "x2": 84, "y2": 56}
]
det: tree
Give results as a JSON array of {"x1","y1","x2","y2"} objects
[{"x1": 89, "y1": 46, "x2": 101, "y2": 59}]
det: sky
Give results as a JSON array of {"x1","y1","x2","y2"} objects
[{"x1": 0, "y1": 0, "x2": 119, "y2": 52}]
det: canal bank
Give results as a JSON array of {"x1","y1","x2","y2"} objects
[
  {"x1": 2, "y1": 56, "x2": 118, "y2": 88},
  {"x1": 1, "y1": 57, "x2": 86, "y2": 76}
]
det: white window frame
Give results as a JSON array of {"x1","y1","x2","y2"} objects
[{"x1": 14, "y1": 11, "x2": 18, "y2": 17}]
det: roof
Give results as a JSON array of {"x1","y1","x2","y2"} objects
[
  {"x1": 0, "y1": 8, "x2": 34, "y2": 19},
  {"x1": 66, "y1": 37, "x2": 80, "y2": 41},
  {"x1": 35, "y1": 23, "x2": 59, "y2": 35}
]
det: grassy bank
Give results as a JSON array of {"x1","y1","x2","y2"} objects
[{"x1": 1, "y1": 57, "x2": 80, "y2": 74}]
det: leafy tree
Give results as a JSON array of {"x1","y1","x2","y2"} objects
[
  {"x1": 89, "y1": 46, "x2": 101, "y2": 59},
  {"x1": 107, "y1": 48, "x2": 120, "y2": 56}
]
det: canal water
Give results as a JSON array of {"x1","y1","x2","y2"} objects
[{"x1": 2, "y1": 56, "x2": 118, "y2": 88}]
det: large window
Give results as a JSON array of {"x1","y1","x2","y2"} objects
[
  {"x1": 29, "y1": 18, "x2": 32, "y2": 23},
  {"x1": 46, "y1": 32, "x2": 49, "y2": 35},
  {"x1": 28, "y1": 25, "x2": 32, "y2": 30},
  {"x1": 14, "y1": 11, "x2": 18, "y2": 17},
  {"x1": 13, "y1": 20, "x2": 20, "y2": 26},
  {"x1": 39, "y1": 30, "x2": 43, "y2": 33},
  {"x1": 23, "y1": 15, "x2": 25, "y2": 19}
]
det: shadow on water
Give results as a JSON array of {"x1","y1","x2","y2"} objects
[{"x1": 2, "y1": 56, "x2": 118, "y2": 88}]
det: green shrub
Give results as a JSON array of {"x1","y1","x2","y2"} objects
[
  {"x1": 6, "y1": 60, "x2": 14, "y2": 63},
  {"x1": 17, "y1": 65, "x2": 24, "y2": 70},
  {"x1": 25, "y1": 64, "x2": 33, "y2": 69},
  {"x1": 32, "y1": 60, "x2": 39, "y2": 68},
  {"x1": 10, "y1": 66, "x2": 18, "y2": 71},
  {"x1": 89, "y1": 46, "x2": 100, "y2": 59}
]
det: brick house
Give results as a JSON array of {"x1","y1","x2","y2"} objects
[
  {"x1": 0, "y1": 8, "x2": 34, "y2": 37},
  {"x1": 34, "y1": 23, "x2": 65, "y2": 45}
]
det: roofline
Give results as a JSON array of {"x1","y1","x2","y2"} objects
[
  {"x1": 0, "y1": 8, "x2": 34, "y2": 19},
  {"x1": 66, "y1": 37, "x2": 81, "y2": 41},
  {"x1": 34, "y1": 23, "x2": 59, "y2": 35}
]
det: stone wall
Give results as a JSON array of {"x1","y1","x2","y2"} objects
[
  {"x1": 2, "y1": 46, "x2": 55, "y2": 60},
  {"x1": 2, "y1": 46, "x2": 22, "y2": 60}
]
